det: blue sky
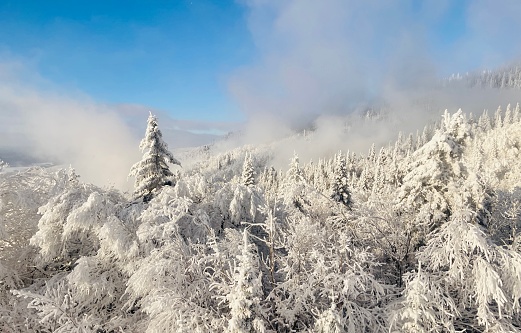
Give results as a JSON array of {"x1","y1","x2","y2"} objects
[
  {"x1": 0, "y1": 0, "x2": 520, "y2": 127},
  {"x1": 0, "y1": 0, "x2": 253, "y2": 122}
]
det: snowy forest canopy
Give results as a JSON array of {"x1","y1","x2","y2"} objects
[
  {"x1": 448, "y1": 64, "x2": 521, "y2": 89},
  {"x1": 3, "y1": 104, "x2": 521, "y2": 332}
]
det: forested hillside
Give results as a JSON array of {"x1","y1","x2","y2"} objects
[
  {"x1": 448, "y1": 63, "x2": 521, "y2": 90},
  {"x1": 2, "y1": 106, "x2": 521, "y2": 332}
]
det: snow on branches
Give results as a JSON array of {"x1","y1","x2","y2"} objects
[
  {"x1": 129, "y1": 112, "x2": 181, "y2": 200},
  {"x1": 5, "y1": 107, "x2": 521, "y2": 332}
]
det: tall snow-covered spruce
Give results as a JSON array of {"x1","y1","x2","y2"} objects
[
  {"x1": 129, "y1": 112, "x2": 181, "y2": 200},
  {"x1": 224, "y1": 229, "x2": 266, "y2": 333},
  {"x1": 330, "y1": 151, "x2": 351, "y2": 207}
]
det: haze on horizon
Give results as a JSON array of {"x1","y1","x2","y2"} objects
[{"x1": 1, "y1": 0, "x2": 521, "y2": 188}]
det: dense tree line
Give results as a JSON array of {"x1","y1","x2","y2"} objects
[
  {"x1": 448, "y1": 64, "x2": 521, "y2": 90},
  {"x1": 2, "y1": 107, "x2": 521, "y2": 332}
]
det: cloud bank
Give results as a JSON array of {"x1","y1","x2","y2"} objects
[
  {"x1": 0, "y1": 68, "x2": 140, "y2": 189},
  {"x1": 0, "y1": 62, "x2": 233, "y2": 190},
  {"x1": 216, "y1": 0, "x2": 521, "y2": 170},
  {"x1": 3, "y1": 0, "x2": 521, "y2": 186},
  {"x1": 229, "y1": 0, "x2": 521, "y2": 139}
]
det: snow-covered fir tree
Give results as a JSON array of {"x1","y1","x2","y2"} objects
[
  {"x1": 219, "y1": 229, "x2": 266, "y2": 333},
  {"x1": 129, "y1": 112, "x2": 181, "y2": 200},
  {"x1": 241, "y1": 154, "x2": 255, "y2": 187},
  {"x1": 330, "y1": 151, "x2": 351, "y2": 207},
  {"x1": 396, "y1": 109, "x2": 471, "y2": 231}
]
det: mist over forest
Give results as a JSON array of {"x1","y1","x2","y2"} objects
[
  {"x1": 3, "y1": 0, "x2": 521, "y2": 189},
  {"x1": 4, "y1": 1, "x2": 521, "y2": 332},
  {"x1": 2, "y1": 62, "x2": 521, "y2": 331}
]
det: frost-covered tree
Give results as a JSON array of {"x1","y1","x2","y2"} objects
[
  {"x1": 389, "y1": 263, "x2": 458, "y2": 332},
  {"x1": 242, "y1": 154, "x2": 255, "y2": 187},
  {"x1": 391, "y1": 205, "x2": 521, "y2": 332},
  {"x1": 30, "y1": 171, "x2": 107, "y2": 267},
  {"x1": 353, "y1": 190, "x2": 418, "y2": 287},
  {"x1": 27, "y1": 179, "x2": 139, "y2": 330},
  {"x1": 127, "y1": 205, "x2": 215, "y2": 332},
  {"x1": 285, "y1": 153, "x2": 304, "y2": 184},
  {"x1": 210, "y1": 151, "x2": 266, "y2": 228},
  {"x1": 330, "y1": 151, "x2": 351, "y2": 207},
  {"x1": 504, "y1": 103, "x2": 512, "y2": 126},
  {"x1": 129, "y1": 113, "x2": 181, "y2": 200},
  {"x1": 514, "y1": 103, "x2": 521, "y2": 123},
  {"x1": 313, "y1": 303, "x2": 344, "y2": 333},
  {"x1": 478, "y1": 110, "x2": 492, "y2": 132},
  {"x1": 0, "y1": 167, "x2": 74, "y2": 332},
  {"x1": 259, "y1": 166, "x2": 280, "y2": 202},
  {"x1": 494, "y1": 106, "x2": 503, "y2": 128},
  {"x1": 268, "y1": 214, "x2": 390, "y2": 332},
  {"x1": 280, "y1": 153, "x2": 307, "y2": 210},
  {"x1": 396, "y1": 110, "x2": 471, "y2": 231},
  {"x1": 13, "y1": 280, "x2": 104, "y2": 333},
  {"x1": 228, "y1": 184, "x2": 264, "y2": 226},
  {"x1": 214, "y1": 229, "x2": 266, "y2": 333},
  {"x1": 3, "y1": 166, "x2": 141, "y2": 332}
]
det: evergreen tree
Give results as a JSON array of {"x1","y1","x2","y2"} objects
[
  {"x1": 241, "y1": 154, "x2": 255, "y2": 187},
  {"x1": 404, "y1": 133, "x2": 414, "y2": 154},
  {"x1": 259, "y1": 166, "x2": 279, "y2": 202},
  {"x1": 367, "y1": 143, "x2": 376, "y2": 163},
  {"x1": 129, "y1": 113, "x2": 180, "y2": 200},
  {"x1": 280, "y1": 153, "x2": 307, "y2": 210},
  {"x1": 396, "y1": 110, "x2": 471, "y2": 231},
  {"x1": 504, "y1": 103, "x2": 512, "y2": 126},
  {"x1": 330, "y1": 151, "x2": 351, "y2": 207},
  {"x1": 478, "y1": 110, "x2": 492, "y2": 132},
  {"x1": 286, "y1": 152, "x2": 303, "y2": 184},
  {"x1": 494, "y1": 106, "x2": 503, "y2": 128},
  {"x1": 224, "y1": 229, "x2": 266, "y2": 333},
  {"x1": 356, "y1": 166, "x2": 370, "y2": 191},
  {"x1": 314, "y1": 159, "x2": 330, "y2": 194},
  {"x1": 371, "y1": 147, "x2": 387, "y2": 196},
  {"x1": 0, "y1": 159, "x2": 7, "y2": 172},
  {"x1": 514, "y1": 103, "x2": 521, "y2": 123}
]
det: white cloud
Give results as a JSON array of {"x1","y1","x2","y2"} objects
[
  {"x1": 0, "y1": 74, "x2": 140, "y2": 190},
  {"x1": 230, "y1": 1, "x2": 430, "y2": 128},
  {"x1": 231, "y1": 0, "x2": 521, "y2": 124},
  {"x1": 225, "y1": 0, "x2": 521, "y2": 156},
  {"x1": 0, "y1": 62, "x2": 235, "y2": 190}
]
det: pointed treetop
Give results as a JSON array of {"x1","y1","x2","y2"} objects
[
  {"x1": 129, "y1": 113, "x2": 181, "y2": 199},
  {"x1": 241, "y1": 153, "x2": 255, "y2": 187}
]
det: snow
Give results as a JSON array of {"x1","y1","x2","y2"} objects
[{"x1": 3, "y1": 108, "x2": 521, "y2": 331}]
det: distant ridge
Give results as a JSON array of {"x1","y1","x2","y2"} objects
[
  {"x1": 447, "y1": 62, "x2": 521, "y2": 89},
  {"x1": 0, "y1": 149, "x2": 52, "y2": 167}
]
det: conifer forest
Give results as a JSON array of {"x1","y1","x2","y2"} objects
[{"x1": 4, "y1": 75, "x2": 521, "y2": 332}]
